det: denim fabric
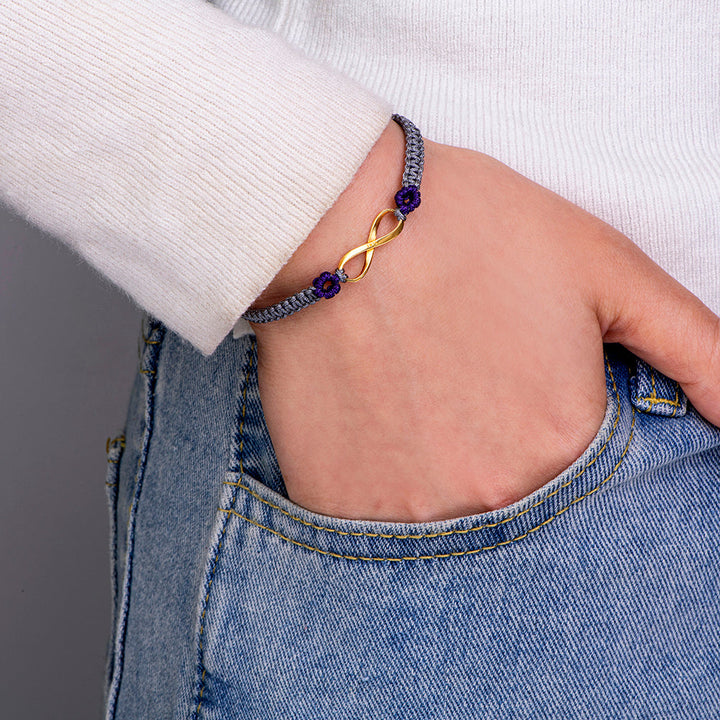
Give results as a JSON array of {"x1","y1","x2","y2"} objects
[{"x1": 105, "y1": 315, "x2": 720, "y2": 719}]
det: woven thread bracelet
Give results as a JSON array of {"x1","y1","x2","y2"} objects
[{"x1": 242, "y1": 114, "x2": 424, "y2": 324}]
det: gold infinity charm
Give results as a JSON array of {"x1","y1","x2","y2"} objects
[{"x1": 336, "y1": 208, "x2": 405, "y2": 283}]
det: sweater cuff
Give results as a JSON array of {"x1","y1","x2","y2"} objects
[{"x1": 0, "y1": 0, "x2": 392, "y2": 354}]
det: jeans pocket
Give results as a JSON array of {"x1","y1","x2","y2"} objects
[
  {"x1": 103, "y1": 433, "x2": 125, "y2": 696},
  {"x1": 237, "y1": 353, "x2": 635, "y2": 561}
]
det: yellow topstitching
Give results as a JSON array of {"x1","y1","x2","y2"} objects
[
  {"x1": 635, "y1": 369, "x2": 682, "y2": 408},
  {"x1": 222, "y1": 405, "x2": 635, "y2": 562},
  {"x1": 221, "y1": 357, "x2": 637, "y2": 557}
]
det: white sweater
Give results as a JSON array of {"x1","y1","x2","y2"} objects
[{"x1": 1, "y1": 1, "x2": 718, "y2": 355}]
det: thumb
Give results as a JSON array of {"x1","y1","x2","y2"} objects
[{"x1": 595, "y1": 238, "x2": 720, "y2": 427}]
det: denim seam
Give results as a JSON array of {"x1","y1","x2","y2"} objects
[
  {"x1": 221, "y1": 407, "x2": 633, "y2": 561},
  {"x1": 106, "y1": 434, "x2": 126, "y2": 454},
  {"x1": 103, "y1": 434, "x2": 125, "y2": 701},
  {"x1": 104, "y1": 321, "x2": 165, "y2": 720},
  {"x1": 192, "y1": 339, "x2": 256, "y2": 720},
  {"x1": 105, "y1": 436, "x2": 126, "y2": 485},
  {"x1": 221, "y1": 356, "x2": 622, "y2": 542},
  {"x1": 221, "y1": 360, "x2": 636, "y2": 560}
]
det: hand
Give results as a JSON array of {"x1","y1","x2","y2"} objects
[{"x1": 250, "y1": 121, "x2": 720, "y2": 522}]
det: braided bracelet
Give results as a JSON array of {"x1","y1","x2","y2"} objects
[{"x1": 242, "y1": 114, "x2": 424, "y2": 324}]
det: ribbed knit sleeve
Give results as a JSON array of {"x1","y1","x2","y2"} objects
[{"x1": 0, "y1": 0, "x2": 392, "y2": 355}]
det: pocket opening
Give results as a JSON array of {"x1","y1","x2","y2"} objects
[{"x1": 222, "y1": 349, "x2": 637, "y2": 562}]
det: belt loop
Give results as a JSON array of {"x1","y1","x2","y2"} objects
[{"x1": 629, "y1": 358, "x2": 687, "y2": 417}]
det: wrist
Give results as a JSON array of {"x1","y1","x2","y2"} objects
[{"x1": 249, "y1": 118, "x2": 407, "y2": 312}]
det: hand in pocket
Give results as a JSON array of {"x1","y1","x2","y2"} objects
[{"x1": 251, "y1": 122, "x2": 720, "y2": 522}]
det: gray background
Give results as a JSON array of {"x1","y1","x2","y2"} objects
[{"x1": 0, "y1": 202, "x2": 141, "y2": 720}]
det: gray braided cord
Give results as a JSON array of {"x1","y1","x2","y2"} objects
[
  {"x1": 243, "y1": 268, "x2": 349, "y2": 323},
  {"x1": 242, "y1": 287, "x2": 321, "y2": 324},
  {"x1": 392, "y1": 113, "x2": 424, "y2": 188}
]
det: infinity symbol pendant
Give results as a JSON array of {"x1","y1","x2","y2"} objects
[{"x1": 336, "y1": 208, "x2": 405, "y2": 283}]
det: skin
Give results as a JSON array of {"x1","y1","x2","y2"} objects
[{"x1": 250, "y1": 120, "x2": 720, "y2": 523}]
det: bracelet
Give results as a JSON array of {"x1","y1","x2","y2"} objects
[{"x1": 242, "y1": 114, "x2": 424, "y2": 324}]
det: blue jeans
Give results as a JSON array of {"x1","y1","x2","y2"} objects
[{"x1": 104, "y1": 315, "x2": 720, "y2": 719}]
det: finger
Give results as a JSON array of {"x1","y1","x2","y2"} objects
[{"x1": 594, "y1": 237, "x2": 720, "y2": 427}]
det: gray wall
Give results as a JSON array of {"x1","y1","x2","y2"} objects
[{"x1": 0, "y1": 203, "x2": 141, "y2": 720}]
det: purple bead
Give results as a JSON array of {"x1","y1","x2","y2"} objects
[
  {"x1": 312, "y1": 271, "x2": 342, "y2": 299},
  {"x1": 394, "y1": 185, "x2": 421, "y2": 214}
]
